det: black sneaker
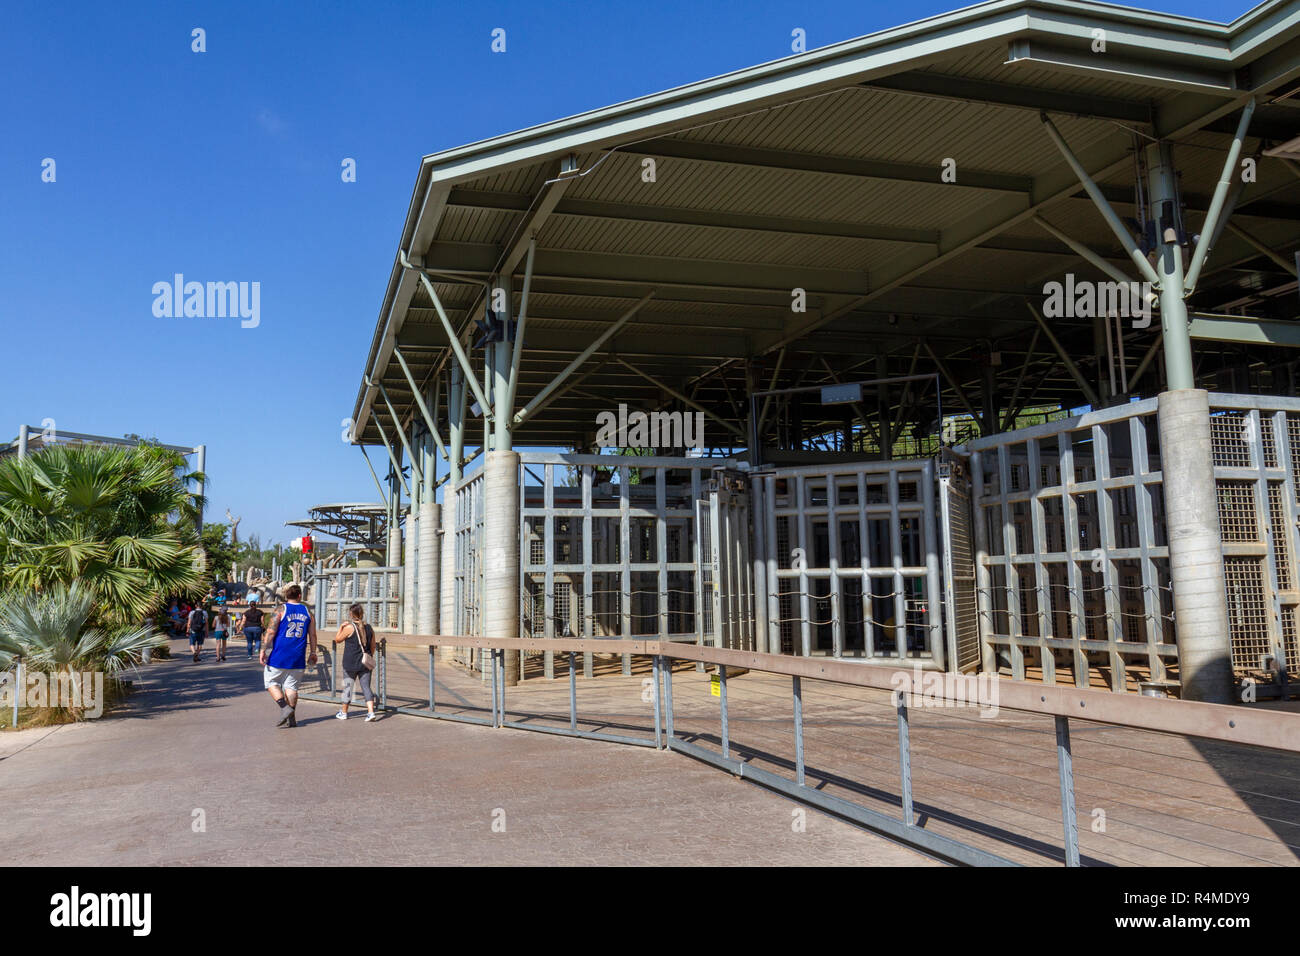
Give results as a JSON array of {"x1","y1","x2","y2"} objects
[{"x1": 276, "y1": 709, "x2": 293, "y2": 728}]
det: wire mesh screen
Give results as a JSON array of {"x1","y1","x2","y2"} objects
[{"x1": 966, "y1": 400, "x2": 1173, "y2": 691}]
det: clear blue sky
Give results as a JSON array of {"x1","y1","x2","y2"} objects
[{"x1": 0, "y1": 0, "x2": 1251, "y2": 544}]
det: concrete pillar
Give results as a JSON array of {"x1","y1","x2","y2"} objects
[
  {"x1": 403, "y1": 507, "x2": 417, "y2": 633},
  {"x1": 1159, "y1": 389, "x2": 1233, "y2": 702},
  {"x1": 483, "y1": 450, "x2": 520, "y2": 685},
  {"x1": 440, "y1": 494, "x2": 457, "y2": 660},
  {"x1": 417, "y1": 501, "x2": 440, "y2": 636}
]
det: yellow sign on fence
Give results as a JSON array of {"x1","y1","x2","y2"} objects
[{"x1": 710, "y1": 675, "x2": 721, "y2": 697}]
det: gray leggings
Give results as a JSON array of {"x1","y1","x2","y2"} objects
[{"x1": 342, "y1": 669, "x2": 374, "y2": 705}]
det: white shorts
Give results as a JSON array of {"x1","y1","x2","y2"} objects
[{"x1": 263, "y1": 666, "x2": 303, "y2": 691}]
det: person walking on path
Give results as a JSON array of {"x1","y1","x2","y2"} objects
[
  {"x1": 332, "y1": 604, "x2": 378, "y2": 722},
  {"x1": 259, "y1": 585, "x2": 317, "y2": 728},
  {"x1": 212, "y1": 608, "x2": 232, "y2": 662},
  {"x1": 187, "y1": 604, "x2": 208, "y2": 663},
  {"x1": 240, "y1": 602, "x2": 265, "y2": 660}
]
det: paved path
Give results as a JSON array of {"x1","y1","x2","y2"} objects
[{"x1": 0, "y1": 638, "x2": 930, "y2": 866}]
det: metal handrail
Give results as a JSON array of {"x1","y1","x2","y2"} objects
[{"x1": 301, "y1": 632, "x2": 1300, "y2": 867}]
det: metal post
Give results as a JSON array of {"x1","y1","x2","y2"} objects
[
  {"x1": 1184, "y1": 99, "x2": 1255, "y2": 291},
  {"x1": 195, "y1": 444, "x2": 206, "y2": 535},
  {"x1": 12, "y1": 659, "x2": 21, "y2": 726},
  {"x1": 568, "y1": 651, "x2": 577, "y2": 731},
  {"x1": 897, "y1": 696, "x2": 914, "y2": 826},
  {"x1": 663, "y1": 655, "x2": 674, "y2": 740},
  {"x1": 652, "y1": 655, "x2": 663, "y2": 749},
  {"x1": 380, "y1": 638, "x2": 388, "y2": 709},
  {"x1": 719, "y1": 664, "x2": 730, "y2": 760},
  {"x1": 16, "y1": 424, "x2": 28, "y2": 459},
  {"x1": 792, "y1": 675, "x2": 804, "y2": 786},
  {"x1": 428, "y1": 644, "x2": 435, "y2": 712},
  {"x1": 494, "y1": 273, "x2": 514, "y2": 451},
  {"x1": 331, "y1": 642, "x2": 338, "y2": 696},
  {"x1": 490, "y1": 648, "x2": 500, "y2": 727},
  {"x1": 1055, "y1": 715, "x2": 1080, "y2": 867}
]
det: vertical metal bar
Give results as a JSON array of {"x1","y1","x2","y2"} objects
[
  {"x1": 792, "y1": 675, "x2": 804, "y2": 786},
  {"x1": 582, "y1": 464, "x2": 594, "y2": 679},
  {"x1": 764, "y1": 476, "x2": 782, "y2": 654},
  {"x1": 921, "y1": 460, "x2": 944, "y2": 669},
  {"x1": 380, "y1": 638, "x2": 388, "y2": 709},
  {"x1": 1056, "y1": 715, "x2": 1080, "y2": 867},
  {"x1": 897, "y1": 695, "x2": 914, "y2": 826},
  {"x1": 620, "y1": 464, "x2": 632, "y2": 675},
  {"x1": 971, "y1": 450, "x2": 997, "y2": 673},
  {"x1": 331, "y1": 638, "x2": 338, "y2": 695},
  {"x1": 719, "y1": 663, "x2": 730, "y2": 760},
  {"x1": 428, "y1": 644, "x2": 435, "y2": 712},
  {"x1": 543, "y1": 463, "x2": 555, "y2": 679},
  {"x1": 1026, "y1": 439, "x2": 1056, "y2": 685},
  {"x1": 568, "y1": 651, "x2": 577, "y2": 730},
  {"x1": 13, "y1": 660, "x2": 21, "y2": 726},
  {"x1": 1058, "y1": 431, "x2": 1090, "y2": 688},
  {"x1": 796, "y1": 475, "x2": 811, "y2": 657},
  {"x1": 663, "y1": 654, "x2": 675, "y2": 740},
  {"x1": 490, "y1": 647, "x2": 500, "y2": 727},
  {"x1": 652, "y1": 654, "x2": 663, "y2": 749},
  {"x1": 497, "y1": 647, "x2": 506, "y2": 723}
]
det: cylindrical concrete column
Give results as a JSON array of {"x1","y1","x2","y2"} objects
[
  {"x1": 1158, "y1": 389, "x2": 1233, "y2": 702},
  {"x1": 417, "y1": 501, "x2": 440, "y2": 637},
  {"x1": 402, "y1": 507, "x2": 417, "y2": 633},
  {"x1": 483, "y1": 450, "x2": 520, "y2": 685},
  {"x1": 440, "y1": 494, "x2": 458, "y2": 661}
]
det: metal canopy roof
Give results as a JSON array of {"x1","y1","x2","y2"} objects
[{"x1": 354, "y1": 0, "x2": 1300, "y2": 452}]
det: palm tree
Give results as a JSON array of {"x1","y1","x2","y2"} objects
[
  {"x1": 0, "y1": 443, "x2": 206, "y2": 626},
  {"x1": 0, "y1": 584, "x2": 165, "y2": 720}
]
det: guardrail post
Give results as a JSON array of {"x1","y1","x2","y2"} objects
[
  {"x1": 652, "y1": 655, "x2": 663, "y2": 749},
  {"x1": 1055, "y1": 715, "x2": 1080, "y2": 867},
  {"x1": 793, "y1": 675, "x2": 804, "y2": 786},
  {"x1": 568, "y1": 651, "x2": 577, "y2": 731},
  {"x1": 490, "y1": 648, "x2": 500, "y2": 727},
  {"x1": 498, "y1": 648, "x2": 507, "y2": 724},
  {"x1": 428, "y1": 644, "x2": 435, "y2": 713},
  {"x1": 380, "y1": 638, "x2": 388, "y2": 710},
  {"x1": 663, "y1": 655, "x2": 675, "y2": 741},
  {"x1": 897, "y1": 696, "x2": 914, "y2": 826},
  {"x1": 719, "y1": 663, "x2": 730, "y2": 761}
]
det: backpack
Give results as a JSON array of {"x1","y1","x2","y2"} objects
[{"x1": 189, "y1": 608, "x2": 207, "y2": 633}]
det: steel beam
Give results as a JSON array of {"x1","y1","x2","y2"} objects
[
  {"x1": 392, "y1": 347, "x2": 448, "y2": 462},
  {"x1": 514, "y1": 293, "x2": 653, "y2": 427},
  {"x1": 611, "y1": 355, "x2": 746, "y2": 440},
  {"x1": 1024, "y1": 300, "x2": 1103, "y2": 408},
  {"x1": 1040, "y1": 114, "x2": 1162, "y2": 289},
  {"x1": 1184, "y1": 99, "x2": 1256, "y2": 292}
]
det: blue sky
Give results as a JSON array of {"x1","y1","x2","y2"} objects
[{"x1": 0, "y1": 0, "x2": 1253, "y2": 543}]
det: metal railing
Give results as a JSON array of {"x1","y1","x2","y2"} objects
[{"x1": 301, "y1": 631, "x2": 1300, "y2": 866}]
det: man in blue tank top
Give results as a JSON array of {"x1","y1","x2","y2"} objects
[{"x1": 259, "y1": 584, "x2": 318, "y2": 728}]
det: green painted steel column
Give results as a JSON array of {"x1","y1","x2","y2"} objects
[
  {"x1": 494, "y1": 273, "x2": 514, "y2": 451},
  {"x1": 1146, "y1": 141, "x2": 1194, "y2": 390}
]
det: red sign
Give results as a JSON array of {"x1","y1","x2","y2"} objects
[{"x1": 301, "y1": 536, "x2": 313, "y2": 553}]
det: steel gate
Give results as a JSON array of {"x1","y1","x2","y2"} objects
[
  {"x1": 938, "y1": 454, "x2": 981, "y2": 672},
  {"x1": 699, "y1": 469, "x2": 756, "y2": 651},
  {"x1": 756, "y1": 460, "x2": 944, "y2": 663}
]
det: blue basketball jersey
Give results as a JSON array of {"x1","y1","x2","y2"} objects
[{"x1": 267, "y1": 602, "x2": 311, "y2": 669}]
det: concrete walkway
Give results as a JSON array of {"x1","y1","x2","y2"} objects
[{"x1": 0, "y1": 638, "x2": 930, "y2": 866}]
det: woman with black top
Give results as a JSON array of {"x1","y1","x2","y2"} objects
[
  {"x1": 333, "y1": 603, "x2": 377, "y2": 721},
  {"x1": 241, "y1": 602, "x2": 266, "y2": 660}
]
